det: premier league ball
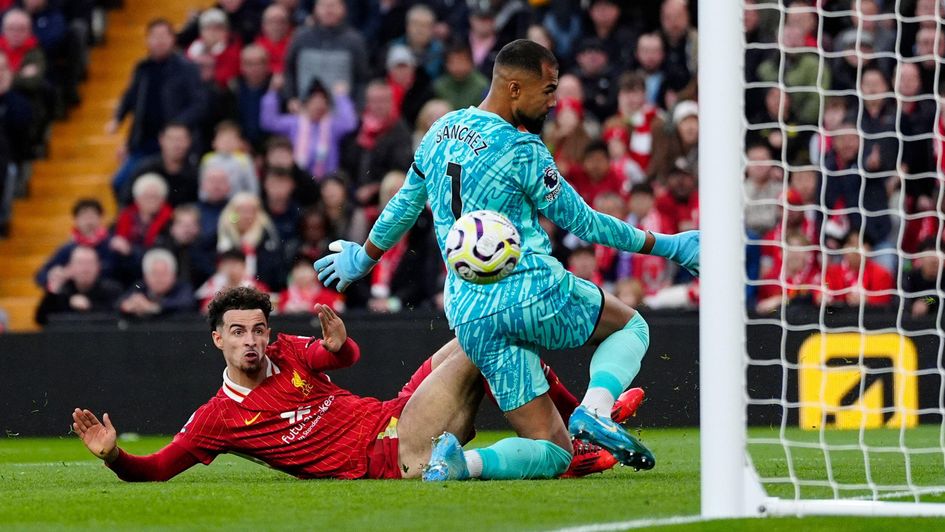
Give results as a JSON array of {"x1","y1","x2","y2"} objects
[{"x1": 445, "y1": 210, "x2": 522, "y2": 285}]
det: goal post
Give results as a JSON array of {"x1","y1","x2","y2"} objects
[
  {"x1": 698, "y1": 0, "x2": 752, "y2": 519},
  {"x1": 699, "y1": 0, "x2": 945, "y2": 519}
]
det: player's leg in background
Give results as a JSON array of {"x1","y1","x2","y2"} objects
[{"x1": 396, "y1": 339, "x2": 485, "y2": 478}]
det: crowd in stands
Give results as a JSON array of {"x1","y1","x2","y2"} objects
[
  {"x1": 0, "y1": 0, "x2": 105, "y2": 237},
  {"x1": 19, "y1": 0, "x2": 945, "y2": 327},
  {"x1": 745, "y1": 0, "x2": 944, "y2": 319}
]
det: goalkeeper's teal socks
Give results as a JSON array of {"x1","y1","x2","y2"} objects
[
  {"x1": 581, "y1": 312, "x2": 650, "y2": 415},
  {"x1": 468, "y1": 438, "x2": 571, "y2": 480}
]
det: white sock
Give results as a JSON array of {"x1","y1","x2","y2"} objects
[
  {"x1": 580, "y1": 387, "x2": 616, "y2": 417},
  {"x1": 464, "y1": 450, "x2": 483, "y2": 478}
]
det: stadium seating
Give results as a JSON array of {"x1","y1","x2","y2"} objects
[{"x1": 0, "y1": 1, "x2": 194, "y2": 331}]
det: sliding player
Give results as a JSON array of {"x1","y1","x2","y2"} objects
[
  {"x1": 72, "y1": 286, "x2": 642, "y2": 480},
  {"x1": 314, "y1": 40, "x2": 699, "y2": 481}
]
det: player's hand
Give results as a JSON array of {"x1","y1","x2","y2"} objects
[
  {"x1": 650, "y1": 230, "x2": 700, "y2": 277},
  {"x1": 315, "y1": 303, "x2": 346, "y2": 352},
  {"x1": 313, "y1": 240, "x2": 378, "y2": 292},
  {"x1": 72, "y1": 408, "x2": 118, "y2": 463}
]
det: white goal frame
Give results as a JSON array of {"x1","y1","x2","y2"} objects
[{"x1": 698, "y1": 0, "x2": 945, "y2": 519}]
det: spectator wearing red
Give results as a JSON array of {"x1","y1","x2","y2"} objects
[
  {"x1": 255, "y1": 4, "x2": 293, "y2": 75},
  {"x1": 35, "y1": 199, "x2": 114, "y2": 290},
  {"x1": 185, "y1": 9, "x2": 241, "y2": 89},
  {"x1": 545, "y1": 96, "x2": 590, "y2": 177},
  {"x1": 176, "y1": 0, "x2": 263, "y2": 50},
  {"x1": 0, "y1": 9, "x2": 41, "y2": 77},
  {"x1": 760, "y1": 186, "x2": 818, "y2": 277},
  {"x1": 619, "y1": 183, "x2": 673, "y2": 296},
  {"x1": 195, "y1": 249, "x2": 269, "y2": 313},
  {"x1": 384, "y1": 44, "x2": 435, "y2": 128},
  {"x1": 902, "y1": 191, "x2": 944, "y2": 254},
  {"x1": 0, "y1": 9, "x2": 47, "y2": 148},
  {"x1": 756, "y1": 233, "x2": 822, "y2": 313},
  {"x1": 603, "y1": 71, "x2": 666, "y2": 185},
  {"x1": 655, "y1": 161, "x2": 699, "y2": 234},
  {"x1": 365, "y1": 171, "x2": 441, "y2": 313},
  {"x1": 342, "y1": 80, "x2": 413, "y2": 210},
  {"x1": 569, "y1": 141, "x2": 626, "y2": 206},
  {"x1": 784, "y1": 0, "x2": 819, "y2": 49},
  {"x1": 111, "y1": 173, "x2": 174, "y2": 257},
  {"x1": 279, "y1": 259, "x2": 343, "y2": 314},
  {"x1": 824, "y1": 231, "x2": 894, "y2": 308},
  {"x1": 590, "y1": 192, "x2": 626, "y2": 284}
]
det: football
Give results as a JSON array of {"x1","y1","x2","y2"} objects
[{"x1": 445, "y1": 210, "x2": 522, "y2": 285}]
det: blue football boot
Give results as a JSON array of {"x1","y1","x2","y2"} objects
[
  {"x1": 422, "y1": 432, "x2": 470, "y2": 481},
  {"x1": 568, "y1": 405, "x2": 655, "y2": 471}
]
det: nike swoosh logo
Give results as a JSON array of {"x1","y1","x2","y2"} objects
[{"x1": 244, "y1": 412, "x2": 262, "y2": 426}]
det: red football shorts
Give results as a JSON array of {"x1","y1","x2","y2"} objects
[{"x1": 365, "y1": 357, "x2": 434, "y2": 479}]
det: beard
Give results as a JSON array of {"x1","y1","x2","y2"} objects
[{"x1": 516, "y1": 109, "x2": 548, "y2": 135}]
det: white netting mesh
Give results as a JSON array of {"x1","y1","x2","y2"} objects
[{"x1": 742, "y1": 0, "x2": 945, "y2": 503}]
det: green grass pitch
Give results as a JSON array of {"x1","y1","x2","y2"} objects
[{"x1": 2, "y1": 428, "x2": 945, "y2": 531}]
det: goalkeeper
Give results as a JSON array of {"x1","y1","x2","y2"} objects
[{"x1": 315, "y1": 40, "x2": 699, "y2": 481}]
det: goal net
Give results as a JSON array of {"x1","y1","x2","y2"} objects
[{"x1": 700, "y1": 0, "x2": 945, "y2": 518}]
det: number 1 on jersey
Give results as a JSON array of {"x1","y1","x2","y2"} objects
[{"x1": 448, "y1": 162, "x2": 463, "y2": 219}]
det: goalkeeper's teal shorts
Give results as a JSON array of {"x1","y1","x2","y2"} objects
[{"x1": 454, "y1": 273, "x2": 604, "y2": 412}]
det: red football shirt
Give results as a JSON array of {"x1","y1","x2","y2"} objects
[{"x1": 171, "y1": 335, "x2": 390, "y2": 479}]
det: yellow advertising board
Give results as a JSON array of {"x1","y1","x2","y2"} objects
[{"x1": 798, "y1": 333, "x2": 918, "y2": 430}]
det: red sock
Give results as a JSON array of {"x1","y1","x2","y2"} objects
[
  {"x1": 480, "y1": 361, "x2": 580, "y2": 422},
  {"x1": 540, "y1": 361, "x2": 580, "y2": 421}
]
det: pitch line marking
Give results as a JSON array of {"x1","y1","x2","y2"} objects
[{"x1": 548, "y1": 515, "x2": 709, "y2": 532}]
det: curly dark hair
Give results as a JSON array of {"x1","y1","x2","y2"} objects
[{"x1": 207, "y1": 286, "x2": 273, "y2": 331}]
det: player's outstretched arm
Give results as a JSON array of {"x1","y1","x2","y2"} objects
[
  {"x1": 315, "y1": 163, "x2": 429, "y2": 291},
  {"x1": 72, "y1": 408, "x2": 199, "y2": 482},
  {"x1": 516, "y1": 139, "x2": 700, "y2": 275}
]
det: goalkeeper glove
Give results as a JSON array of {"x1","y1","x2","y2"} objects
[
  {"x1": 314, "y1": 240, "x2": 379, "y2": 292},
  {"x1": 649, "y1": 230, "x2": 700, "y2": 277}
]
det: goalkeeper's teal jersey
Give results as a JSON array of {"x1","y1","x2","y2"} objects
[{"x1": 369, "y1": 106, "x2": 647, "y2": 327}]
